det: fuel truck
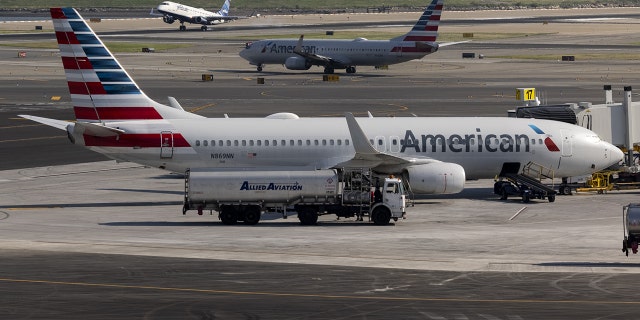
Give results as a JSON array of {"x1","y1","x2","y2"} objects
[{"x1": 182, "y1": 168, "x2": 407, "y2": 226}]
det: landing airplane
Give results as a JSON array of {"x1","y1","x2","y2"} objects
[
  {"x1": 23, "y1": 8, "x2": 623, "y2": 200},
  {"x1": 239, "y1": 0, "x2": 461, "y2": 74},
  {"x1": 155, "y1": 0, "x2": 238, "y2": 31}
]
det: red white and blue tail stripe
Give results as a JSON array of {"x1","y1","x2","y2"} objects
[
  {"x1": 51, "y1": 8, "x2": 199, "y2": 122},
  {"x1": 392, "y1": 0, "x2": 442, "y2": 43}
]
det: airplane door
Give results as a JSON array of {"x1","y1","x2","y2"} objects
[
  {"x1": 561, "y1": 130, "x2": 572, "y2": 157},
  {"x1": 160, "y1": 131, "x2": 174, "y2": 159}
]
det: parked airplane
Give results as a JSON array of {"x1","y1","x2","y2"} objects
[
  {"x1": 24, "y1": 8, "x2": 623, "y2": 200},
  {"x1": 155, "y1": 0, "x2": 238, "y2": 31},
  {"x1": 239, "y1": 0, "x2": 459, "y2": 74}
]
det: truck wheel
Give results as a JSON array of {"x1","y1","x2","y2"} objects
[
  {"x1": 243, "y1": 206, "x2": 261, "y2": 225},
  {"x1": 220, "y1": 206, "x2": 238, "y2": 225},
  {"x1": 522, "y1": 193, "x2": 530, "y2": 203},
  {"x1": 371, "y1": 207, "x2": 391, "y2": 226},
  {"x1": 298, "y1": 207, "x2": 318, "y2": 225},
  {"x1": 500, "y1": 187, "x2": 508, "y2": 200},
  {"x1": 548, "y1": 194, "x2": 556, "y2": 203}
]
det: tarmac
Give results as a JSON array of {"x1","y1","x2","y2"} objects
[{"x1": 2, "y1": 8, "x2": 640, "y2": 319}]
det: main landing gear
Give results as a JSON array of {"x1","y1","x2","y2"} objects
[
  {"x1": 257, "y1": 64, "x2": 263, "y2": 72},
  {"x1": 179, "y1": 24, "x2": 186, "y2": 31}
]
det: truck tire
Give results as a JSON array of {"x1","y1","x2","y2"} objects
[
  {"x1": 371, "y1": 206, "x2": 391, "y2": 226},
  {"x1": 220, "y1": 206, "x2": 238, "y2": 225},
  {"x1": 297, "y1": 206, "x2": 318, "y2": 225},
  {"x1": 548, "y1": 194, "x2": 556, "y2": 203},
  {"x1": 243, "y1": 206, "x2": 261, "y2": 225}
]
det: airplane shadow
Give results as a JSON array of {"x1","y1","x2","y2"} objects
[
  {"x1": 210, "y1": 69, "x2": 390, "y2": 78},
  {"x1": 0, "y1": 201, "x2": 183, "y2": 209},
  {"x1": 99, "y1": 220, "x2": 398, "y2": 228},
  {"x1": 98, "y1": 188, "x2": 183, "y2": 196},
  {"x1": 536, "y1": 261, "x2": 640, "y2": 269}
]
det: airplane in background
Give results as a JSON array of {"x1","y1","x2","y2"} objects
[
  {"x1": 23, "y1": 8, "x2": 623, "y2": 204},
  {"x1": 239, "y1": 0, "x2": 463, "y2": 74},
  {"x1": 154, "y1": 0, "x2": 238, "y2": 31}
]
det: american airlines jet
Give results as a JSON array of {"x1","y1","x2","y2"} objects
[
  {"x1": 155, "y1": 0, "x2": 238, "y2": 31},
  {"x1": 239, "y1": 0, "x2": 459, "y2": 74},
  {"x1": 23, "y1": 8, "x2": 623, "y2": 200}
]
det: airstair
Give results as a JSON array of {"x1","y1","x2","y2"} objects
[{"x1": 496, "y1": 162, "x2": 557, "y2": 203}]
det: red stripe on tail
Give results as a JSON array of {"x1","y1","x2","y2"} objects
[
  {"x1": 68, "y1": 82, "x2": 106, "y2": 95},
  {"x1": 50, "y1": 8, "x2": 66, "y2": 19},
  {"x1": 74, "y1": 106, "x2": 164, "y2": 120},
  {"x1": 62, "y1": 56, "x2": 93, "y2": 69}
]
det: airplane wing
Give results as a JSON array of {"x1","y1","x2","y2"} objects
[
  {"x1": 204, "y1": 15, "x2": 240, "y2": 21},
  {"x1": 335, "y1": 113, "x2": 438, "y2": 169},
  {"x1": 293, "y1": 35, "x2": 351, "y2": 68},
  {"x1": 19, "y1": 115, "x2": 125, "y2": 137},
  {"x1": 438, "y1": 40, "x2": 471, "y2": 47},
  {"x1": 19, "y1": 115, "x2": 70, "y2": 131}
]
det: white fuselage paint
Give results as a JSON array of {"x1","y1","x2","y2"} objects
[
  {"x1": 84, "y1": 117, "x2": 621, "y2": 179},
  {"x1": 240, "y1": 39, "x2": 433, "y2": 67}
]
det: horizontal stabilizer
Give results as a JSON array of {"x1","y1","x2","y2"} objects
[
  {"x1": 74, "y1": 122, "x2": 125, "y2": 137},
  {"x1": 19, "y1": 115, "x2": 70, "y2": 131}
]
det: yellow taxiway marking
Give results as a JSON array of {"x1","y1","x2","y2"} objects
[
  {"x1": 188, "y1": 103, "x2": 216, "y2": 113},
  {"x1": 0, "y1": 277, "x2": 638, "y2": 305}
]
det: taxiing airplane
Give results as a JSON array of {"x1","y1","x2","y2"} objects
[
  {"x1": 239, "y1": 0, "x2": 460, "y2": 74},
  {"x1": 155, "y1": 0, "x2": 238, "y2": 31},
  {"x1": 23, "y1": 8, "x2": 623, "y2": 199}
]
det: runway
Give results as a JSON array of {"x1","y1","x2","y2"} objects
[{"x1": 2, "y1": 8, "x2": 640, "y2": 318}]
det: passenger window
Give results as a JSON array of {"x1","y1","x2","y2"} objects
[
  {"x1": 257, "y1": 140, "x2": 262, "y2": 146},
  {"x1": 203, "y1": 140, "x2": 208, "y2": 146},
  {"x1": 242, "y1": 140, "x2": 246, "y2": 146},
  {"x1": 265, "y1": 140, "x2": 270, "y2": 146},
  {"x1": 226, "y1": 140, "x2": 231, "y2": 147},
  {"x1": 337, "y1": 140, "x2": 342, "y2": 146},
  {"x1": 211, "y1": 140, "x2": 215, "y2": 146},
  {"x1": 218, "y1": 140, "x2": 223, "y2": 146},
  {"x1": 346, "y1": 139, "x2": 350, "y2": 146},
  {"x1": 250, "y1": 140, "x2": 254, "y2": 146},
  {"x1": 322, "y1": 139, "x2": 326, "y2": 146},
  {"x1": 195, "y1": 140, "x2": 200, "y2": 146},
  {"x1": 314, "y1": 140, "x2": 319, "y2": 146}
]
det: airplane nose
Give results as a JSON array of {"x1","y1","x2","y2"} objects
[
  {"x1": 610, "y1": 144, "x2": 625, "y2": 166},
  {"x1": 239, "y1": 48, "x2": 248, "y2": 60}
]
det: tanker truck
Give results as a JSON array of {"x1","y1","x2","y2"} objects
[
  {"x1": 182, "y1": 168, "x2": 407, "y2": 226},
  {"x1": 622, "y1": 203, "x2": 640, "y2": 256}
]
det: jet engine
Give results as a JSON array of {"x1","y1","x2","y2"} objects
[
  {"x1": 284, "y1": 56, "x2": 312, "y2": 70},
  {"x1": 195, "y1": 16, "x2": 208, "y2": 24},
  {"x1": 162, "y1": 15, "x2": 175, "y2": 24},
  {"x1": 404, "y1": 162, "x2": 465, "y2": 194}
]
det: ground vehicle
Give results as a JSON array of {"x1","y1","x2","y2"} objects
[
  {"x1": 622, "y1": 203, "x2": 640, "y2": 256},
  {"x1": 183, "y1": 168, "x2": 407, "y2": 225}
]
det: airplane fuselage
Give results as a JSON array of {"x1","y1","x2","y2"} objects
[
  {"x1": 72, "y1": 117, "x2": 619, "y2": 180},
  {"x1": 240, "y1": 39, "x2": 437, "y2": 68}
]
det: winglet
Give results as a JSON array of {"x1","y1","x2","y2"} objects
[
  {"x1": 293, "y1": 35, "x2": 304, "y2": 54},
  {"x1": 345, "y1": 112, "x2": 378, "y2": 155}
]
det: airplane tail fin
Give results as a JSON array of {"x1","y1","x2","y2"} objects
[
  {"x1": 217, "y1": 0, "x2": 231, "y2": 16},
  {"x1": 392, "y1": 0, "x2": 443, "y2": 43},
  {"x1": 50, "y1": 8, "x2": 199, "y2": 122}
]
